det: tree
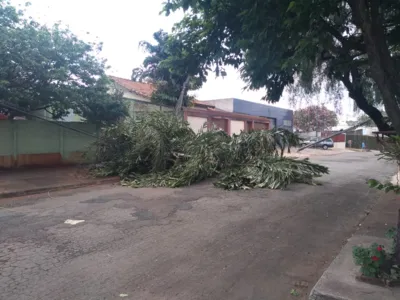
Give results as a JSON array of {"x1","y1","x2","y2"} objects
[
  {"x1": 346, "y1": 113, "x2": 379, "y2": 127},
  {"x1": 272, "y1": 128, "x2": 302, "y2": 155},
  {"x1": 132, "y1": 30, "x2": 200, "y2": 109},
  {"x1": 294, "y1": 105, "x2": 338, "y2": 132},
  {"x1": 0, "y1": 1, "x2": 127, "y2": 125},
  {"x1": 132, "y1": 27, "x2": 221, "y2": 113},
  {"x1": 164, "y1": 0, "x2": 400, "y2": 133},
  {"x1": 347, "y1": 107, "x2": 388, "y2": 127}
]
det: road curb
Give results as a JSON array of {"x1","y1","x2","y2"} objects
[
  {"x1": 309, "y1": 235, "x2": 396, "y2": 300},
  {"x1": 0, "y1": 177, "x2": 120, "y2": 199}
]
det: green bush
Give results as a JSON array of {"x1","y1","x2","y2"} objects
[{"x1": 353, "y1": 243, "x2": 387, "y2": 278}]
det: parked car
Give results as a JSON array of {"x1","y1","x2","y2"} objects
[
  {"x1": 301, "y1": 138, "x2": 334, "y2": 150},
  {"x1": 301, "y1": 137, "x2": 317, "y2": 146},
  {"x1": 316, "y1": 138, "x2": 334, "y2": 150}
]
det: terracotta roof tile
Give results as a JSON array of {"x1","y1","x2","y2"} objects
[
  {"x1": 109, "y1": 76, "x2": 215, "y2": 108},
  {"x1": 109, "y1": 76, "x2": 155, "y2": 98}
]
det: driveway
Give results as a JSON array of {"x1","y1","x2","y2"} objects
[{"x1": 0, "y1": 152, "x2": 395, "y2": 300}]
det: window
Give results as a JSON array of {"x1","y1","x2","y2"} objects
[{"x1": 283, "y1": 120, "x2": 292, "y2": 126}]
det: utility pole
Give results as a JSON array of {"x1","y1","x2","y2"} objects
[
  {"x1": 315, "y1": 104, "x2": 319, "y2": 139},
  {"x1": 297, "y1": 120, "x2": 371, "y2": 152}
]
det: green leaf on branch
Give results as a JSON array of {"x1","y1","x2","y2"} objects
[
  {"x1": 287, "y1": 1, "x2": 296, "y2": 12},
  {"x1": 0, "y1": 0, "x2": 127, "y2": 125},
  {"x1": 368, "y1": 179, "x2": 400, "y2": 194}
]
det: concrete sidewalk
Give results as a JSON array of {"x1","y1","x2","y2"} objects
[
  {"x1": 0, "y1": 166, "x2": 119, "y2": 198},
  {"x1": 309, "y1": 191, "x2": 400, "y2": 300},
  {"x1": 286, "y1": 148, "x2": 353, "y2": 158}
]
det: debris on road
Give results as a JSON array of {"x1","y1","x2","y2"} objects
[
  {"x1": 64, "y1": 219, "x2": 85, "y2": 225},
  {"x1": 93, "y1": 112, "x2": 328, "y2": 190}
]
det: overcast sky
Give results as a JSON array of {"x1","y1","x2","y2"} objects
[{"x1": 13, "y1": 0, "x2": 355, "y2": 120}]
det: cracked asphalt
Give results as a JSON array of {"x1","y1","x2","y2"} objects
[{"x1": 0, "y1": 152, "x2": 395, "y2": 300}]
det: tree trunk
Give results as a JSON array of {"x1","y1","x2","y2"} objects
[
  {"x1": 349, "y1": 0, "x2": 400, "y2": 134},
  {"x1": 395, "y1": 209, "x2": 400, "y2": 265},
  {"x1": 175, "y1": 75, "x2": 191, "y2": 116},
  {"x1": 341, "y1": 72, "x2": 391, "y2": 132}
]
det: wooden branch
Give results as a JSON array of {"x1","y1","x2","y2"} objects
[{"x1": 320, "y1": 17, "x2": 365, "y2": 52}]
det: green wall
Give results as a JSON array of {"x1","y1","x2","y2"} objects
[{"x1": 0, "y1": 120, "x2": 97, "y2": 167}]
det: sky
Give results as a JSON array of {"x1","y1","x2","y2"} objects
[{"x1": 13, "y1": 0, "x2": 355, "y2": 121}]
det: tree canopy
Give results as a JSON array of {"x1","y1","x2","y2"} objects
[
  {"x1": 132, "y1": 24, "x2": 225, "y2": 112},
  {"x1": 132, "y1": 30, "x2": 202, "y2": 109},
  {"x1": 294, "y1": 105, "x2": 338, "y2": 132},
  {"x1": 346, "y1": 113, "x2": 379, "y2": 127},
  {"x1": 164, "y1": 0, "x2": 400, "y2": 133},
  {"x1": 0, "y1": 0, "x2": 127, "y2": 125}
]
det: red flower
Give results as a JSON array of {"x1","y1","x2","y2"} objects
[
  {"x1": 371, "y1": 256, "x2": 379, "y2": 261},
  {"x1": 377, "y1": 246, "x2": 383, "y2": 252}
]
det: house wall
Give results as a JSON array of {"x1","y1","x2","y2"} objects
[
  {"x1": 27, "y1": 108, "x2": 84, "y2": 122},
  {"x1": 184, "y1": 107, "x2": 269, "y2": 136},
  {"x1": 321, "y1": 132, "x2": 346, "y2": 143},
  {"x1": 254, "y1": 122, "x2": 269, "y2": 130},
  {"x1": 122, "y1": 89, "x2": 150, "y2": 102},
  {"x1": 231, "y1": 120, "x2": 245, "y2": 135},
  {"x1": 109, "y1": 84, "x2": 150, "y2": 102},
  {"x1": 211, "y1": 118, "x2": 228, "y2": 132},
  {"x1": 200, "y1": 98, "x2": 234, "y2": 112},
  {"x1": 187, "y1": 116, "x2": 207, "y2": 133},
  {"x1": 362, "y1": 127, "x2": 379, "y2": 136},
  {"x1": 0, "y1": 120, "x2": 97, "y2": 168},
  {"x1": 130, "y1": 100, "x2": 173, "y2": 120},
  {"x1": 187, "y1": 117, "x2": 246, "y2": 135},
  {"x1": 232, "y1": 98, "x2": 293, "y2": 131},
  {"x1": 299, "y1": 131, "x2": 322, "y2": 139},
  {"x1": 197, "y1": 98, "x2": 293, "y2": 131},
  {"x1": 31, "y1": 84, "x2": 153, "y2": 123}
]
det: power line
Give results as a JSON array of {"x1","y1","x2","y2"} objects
[{"x1": 0, "y1": 101, "x2": 97, "y2": 138}]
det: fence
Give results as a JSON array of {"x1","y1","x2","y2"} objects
[
  {"x1": 345, "y1": 134, "x2": 382, "y2": 151},
  {"x1": 0, "y1": 120, "x2": 97, "y2": 168},
  {"x1": 321, "y1": 132, "x2": 346, "y2": 142}
]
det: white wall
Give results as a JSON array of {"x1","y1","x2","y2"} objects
[
  {"x1": 121, "y1": 88, "x2": 150, "y2": 102},
  {"x1": 231, "y1": 120, "x2": 245, "y2": 135},
  {"x1": 335, "y1": 142, "x2": 346, "y2": 149},
  {"x1": 32, "y1": 108, "x2": 84, "y2": 122},
  {"x1": 109, "y1": 84, "x2": 151, "y2": 102},
  {"x1": 298, "y1": 131, "x2": 321, "y2": 139},
  {"x1": 362, "y1": 127, "x2": 379, "y2": 136},
  {"x1": 187, "y1": 116, "x2": 208, "y2": 133},
  {"x1": 200, "y1": 98, "x2": 234, "y2": 112}
]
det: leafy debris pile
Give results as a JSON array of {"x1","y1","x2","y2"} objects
[{"x1": 93, "y1": 112, "x2": 328, "y2": 190}]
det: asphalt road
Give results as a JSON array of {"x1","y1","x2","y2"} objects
[{"x1": 0, "y1": 151, "x2": 395, "y2": 300}]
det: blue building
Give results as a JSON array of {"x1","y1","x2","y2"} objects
[{"x1": 200, "y1": 98, "x2": 293, "y2": 131}]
